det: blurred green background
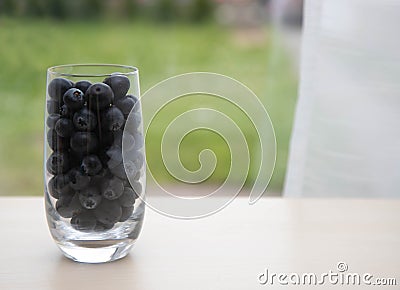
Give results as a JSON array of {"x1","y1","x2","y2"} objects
[{"x1": 0, "y1": 0, "x2": 299, "y2": 196}]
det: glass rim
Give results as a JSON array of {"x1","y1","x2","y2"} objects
[{"x1": 47, "y1": 63, "x2": 138, "y2": 77}]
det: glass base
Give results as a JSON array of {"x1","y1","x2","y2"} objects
[{"x1": 57, "y1": 240, "x2": 135, "y2": 263}]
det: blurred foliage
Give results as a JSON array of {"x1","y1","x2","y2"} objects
[{"x1": 0, "y1": 0, "x2": 215, "y2": 22}]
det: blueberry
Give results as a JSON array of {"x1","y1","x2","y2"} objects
[
  {"x1": 68, "y1": 168, "x2": 91, "y2": 190},
  {"x1": 60, "y1": 104, "x2": 70, "y2": 117},
  {"x1": 94, "y1": 199, "x2": 122, "y2": 225},
  {"x1": 90, "y1": 168, "x2": 111, "y2": 187},
  {"x1": 63, "y1": 88, "x2": 85, "y2": 111},
  {"x1": 127, "y1": 95, "x2": 139, "y2": 111},
  {"x1": 115, "y1": 95, "x2": 136, "y2": 116},
  {"x1": 73, "y1": 108, "x2": 97, "y2": 131},
  {"x1": 109, "y1": 162, "x2": 125, "y2": 179},
  {"x1": 103, "y1": 74, "x2": 130, "y2": 100},
  {"x1": 124, "y1": 112, "x2": 141, "y2": 135},
  {"x1": 71, "y1": 211, "x2": 97, "y2": 231},
  {"x1": 47, "y1": 129, "x2": 69, "y2": 152},
  {"x1": 86, "y1": 83, "x2": 114, "y2": 110},
  {"x1": 78, "y1": 187, "x2": 102, "y2": 210},
  {"x1": 126, "y1": 161, "x2": 140, "y2": 180},
  {"x1": 100, "y1": 176, "x2": 124, "y2": 200},
  {"x1": 119, "y1": 206, "x2": 134, "y2": 222},
  {"x1": 46, "y1": 152, "x2": 70, "y2": 175},
  {"x1": 94, "y1": 221, "x2": 114, "y2": 231},
  {"x1": 102, "y1": 106, "x2": 125, "y2": 131},
  {"x1": 81, "y1": 155, "x2": 102, "y2": 176},
  {"x1": 121, "y1": 131, "x2": 135, "y2": 151},
  {"x1": 111, "y1": 130, "x2": 135, "y2": 150},
  {"x1": 47, "y1": 99, "x2": 61, "y2": 114},
  {"x1": 56, "y1": 194, "x2": 83, "y2": 218},
  {"x1": 133, "y1": 170, "x2": 141, "y2": 181},
  {"x1": 70, "y1": 132, "x2": 99, "y2": 153},
  {"x1": 132, "y1": 201, "x2": 145, "y2": 222},
  {"x1": 48, "y1": 78, "x2": 73, "y2": 102},
  {"x1": 106, "y1": 145, "x2": 122, "y2": 169},
  {"x1": 98, "y1": 150, "x2": 111, "y2": 167},
  {"x1": 124, "y1": 150, "x2": 144, "y2": 180},
  {"x1": 48, "y1": 177, "x2": 62, "y2": 199},
  {"x1": 99, "y1": 130, "x2": 119, "y2": 147},
  {"x1": 131, "y1": 181, "x2": 143, "y2": 195},
  {"x1": 118, "y1": 187, "x2": 137, "y2": 207},
  {"x1": 74, "y1": 80, "x2": 92, "y2": 95},
  {"x1": 46, "y1": 114, "x2": 61, "y2": 129},
  {"x1": 125, "y1": 149, "x2": 144, "y2": 170},
  {"x1": 133, "y1": 131, "x2": 144, "y2": 150},
  {"x1": 48, "y1": 179, "x2": 60, "y2": 199},
  {"x1": 48, "y1": 174, "x2": 71, "y2": 198},
  {"x1": 110, "y1": 130, "x2": 122, "y2": 147},
  {"x1": 109, "y1": 160, "x2": 137, "y2": 180},
  {"x1": 54, "y1": 118, "x2": 74, "y2": 138}
]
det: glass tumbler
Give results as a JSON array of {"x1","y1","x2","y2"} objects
[{"x1": 44, "y1": 64, "x2": 145, "y2": 263}]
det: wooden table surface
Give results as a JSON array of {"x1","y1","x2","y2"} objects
[{"x1": 0, "y1": 197, "x2": 399, "y2": 290}]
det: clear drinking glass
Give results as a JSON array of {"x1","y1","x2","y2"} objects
[{"x1": 44, "y1": 64, "x2": 145, "y2": 263}]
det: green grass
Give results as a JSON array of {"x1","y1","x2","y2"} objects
[{"x1": 0, "y1": 18, "x2": 297, "y2": 196}]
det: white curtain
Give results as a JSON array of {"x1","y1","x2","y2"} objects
[{"x1": 284, "y1": 0, "x2": 400, "y2": 197}]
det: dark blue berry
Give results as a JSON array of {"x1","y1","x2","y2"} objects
[
  {"x1": 103, "y1": 74, "x2": 130, "y2": 100},
  {"x1": 74, "y1": 80, "x2": 92, "y2": 95},
  {"x1": 102, "y1": 106, "x2": 125, "y2": 131},
  {"x1": 48, "y1": 78, "x2": 73, "y2": 102},
  {"x1": 71, "y1": 211, "x2": 97, "y2": 231},
  {"x1": 94, "y1": 221, "x2": 114, "y2": 231},
  {"x1": 78, "y1": 187, "x2": 102, "y2": 210},
  {"x1": 46, "y1": 114, "x2": 61, "y2": 129},
  {"x1": 135, "y1": 132, "x2": 144, "y2": 149},
  {"x1": 63, "y1": 88, "x2": 85, "y2": 111},
  {"x1": 131, "y1": 181, "x2": 143, "y2": 195},
  {"x1": 124, "y1": 112, "x2": 141, "y2": 135},
  {"x1": 70, "y1": 132, "x2": 99, "y2": 153},
  {"x1": 121, "y1": 131, "x2": 135, "y2": 151},
  {"x1": 54, "y1": 118, "x2": 74, "y2": 138},
  {"x1": 60, "y1": 104, "x2": 70, "y2": 117},
  {"x1": 132, "y1": 150, "x2": 145, "y2": 170},
  {"x1": 118, "y1": 187, "x2": 137, "y2": 207},
  {"x1": 68, "y1": 168, "x2": 91, "y2": 190},
  {"x1": 48, "y1": 174, "x2": 71, "y2": 198},
  {"x1": 86, "y1": 83, "x2": 114, "y2": 110},
  {"x1": 73, "y1": 108, "x2": 97, "y2": 131},
  {"x1": 48, "y1": 176, "x2": 62, "y2": 199},
  {"x1": 119, "y1": 206, "x2": 134, "y2": 222},
  {"x1": 127, "y1": 95, "x2": 139, "y2": 111},
  {"x1": 109, "y1": 160, "x2": 137, "y2": 180},
  {"x1": 81, "y1": 155, "x2": 102, "y2": 176},
  {"x1": 47, "y1": 129, "x2": 69, "y2": 152},
  {"x1": 99, "y1": 130, "x2": 119, "y2": 147},
  {"x1": 47, "y1": 99, "x2": 61, "y2": 114},
  {"x1": 56, "y1": 194, "x2": 83, "y2": 218},
  {"x1": 101, "y1": 176, "x2": 124, "y2": 200},
  {"x1": 111, "y1": 130, "x2": 123, "y2": 147},
  {"x1": 106, "y1": 145, "x2": 122, "y2": 169},
  {"x1": 46, "y1": 152, "x2": 70, "y2": 175},
  {"x1": 115, "y1": 95, "x2": 136, "y2": 116},
  {"x1": 90, "y1": 168, "x2": 111, "y2": 187},
  {"x1": 94, "y1": 199, "x2": 122, "y2": 225}
]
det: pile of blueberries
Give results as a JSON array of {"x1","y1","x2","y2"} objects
[{"x1": 46, "y1": 74, "x2": 144, "y2": 232}]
